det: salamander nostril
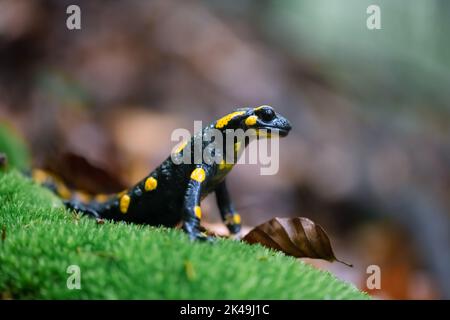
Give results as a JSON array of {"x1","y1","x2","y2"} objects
[{"x1": 285, "y1": 120, "x2": 292, "y2": 131}]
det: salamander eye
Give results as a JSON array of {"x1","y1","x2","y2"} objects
[{"x1": 259, "y1": 108, "x2": 275, "y2": 122}]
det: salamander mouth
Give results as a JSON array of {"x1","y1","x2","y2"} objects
[{"x1": 258, "y1": 126, "x2": 290, "y2": 137}]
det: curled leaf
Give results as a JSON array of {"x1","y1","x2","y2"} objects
[
  {"x1": 242, "y1": 217, "x2": 352, "y2": 267},
  {"x1": 46, "y1": 151, "x2": 126, "y2": 194}
]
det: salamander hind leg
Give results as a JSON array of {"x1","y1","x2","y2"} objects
[{"x1": 63, "y1": 199, "x2": 102, "y2": 220}]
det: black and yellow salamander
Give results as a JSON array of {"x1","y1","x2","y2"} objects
[{"x1": 32, "y1": 106, "x2": 291, "y2": 241}]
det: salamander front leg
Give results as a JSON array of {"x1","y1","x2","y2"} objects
[
  {"x1": 215, "y1": 180, "x2": 242, "y2": 236},
  {"x1": 182, "y1": 166, "x2": 214, "y2": 242}
]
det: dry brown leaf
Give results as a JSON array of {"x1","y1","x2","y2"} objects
[
  {"x1": 45, "y1": 152, "x2": 127, "y2": 194},
  {"x1": 242, "y1": 217, "x2": 352, "y2": 267}
]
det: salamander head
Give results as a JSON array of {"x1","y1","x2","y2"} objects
[{"x1": 214, "y1": 105, "x2": 292, "y2": 137}]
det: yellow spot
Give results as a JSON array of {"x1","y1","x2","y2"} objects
[
  {"x1": 144, "y1": 177, "x2": 158, "y2": 191},
  {"x1": 31, "y1": 169, "x2": 73, "y2": 200},
  {"x1": 95, "y1": 194, "x2": 109, "y2": 202},
  {"x1": 218, "y1": 159, "x2": 226, "y2": 170},
  {"x1": 172, "y1": 140, "x2": 188, "y2": 154},
  {"x1": 255, "y1": 129, "x2": 272, "y2": 138},
  {"x1": 194, "y1": 206, "x2": 202, "y2": 219},
  {"x1": 234, "y1": 141, "x2": 242, "y2": 154},
  {"x1": 245, "y1": 115, "x2": 258, "y2": 126},
  {"x1": 56, "y1": 182, "x2": 72, "y2": 200},
  {"x1": 190, "y1": 168, "x2": 206, "y2": 183},
  {"x1": 117, "y1": 190, "x2": 127, "y2": 198},
  {"x1": 254, "y1": 105, "x2": 270, "y2": 111},
  {"x1": 219, "y1": 159, "x2": 234, "y2": 171},
  {"x1": 32, "y1": 169, "x2": 49, "y2": 184},
  {"x1": 120, "y1": 194, "x2": 131, "y2": 214},
  {"x1": 215, "y1": 111, "x2": 245, "y2": 129},
  {"x1": 225, "y1": 213, "x2": 241, "y2": 225},
  {"x1": 75, "y1": 191, "x2": 91, "y2": 203}
]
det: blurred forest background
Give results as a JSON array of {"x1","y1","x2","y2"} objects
[{"x1": 0, "y1": 0, "x2": 449, "y2": 299}]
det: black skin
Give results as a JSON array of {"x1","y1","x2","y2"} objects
[{"x1": 45, "y1": 106, "x2": 291, "y2": 241}]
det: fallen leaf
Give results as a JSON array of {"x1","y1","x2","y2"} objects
[
  {"x1": 45, "y1": 151, "x2": 126, "y2": 194},
  {"x1": 242, "y1": 217, "x2": 352, "y2": 267}
]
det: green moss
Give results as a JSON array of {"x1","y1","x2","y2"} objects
[
  {"x1": 0, "y1": 123, "x2": 30, "y2": 170},
  {"x1": 0, "y1": 170, "x2": 368, "y2": 299}
]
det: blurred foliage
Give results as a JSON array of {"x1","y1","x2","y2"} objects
[
  {"x1": 0, "y1": 123, "x2": 30, "y2": 170},
  {"x1": 266, "y1": 0, "x2": 450, "y2": 122},
  {"x1": 35, "y1": 70, "x2": 91, "y2": 111}
]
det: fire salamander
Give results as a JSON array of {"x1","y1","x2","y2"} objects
[{"x1": 32, "y1": 106, "x2": 291, "y2": 241}]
